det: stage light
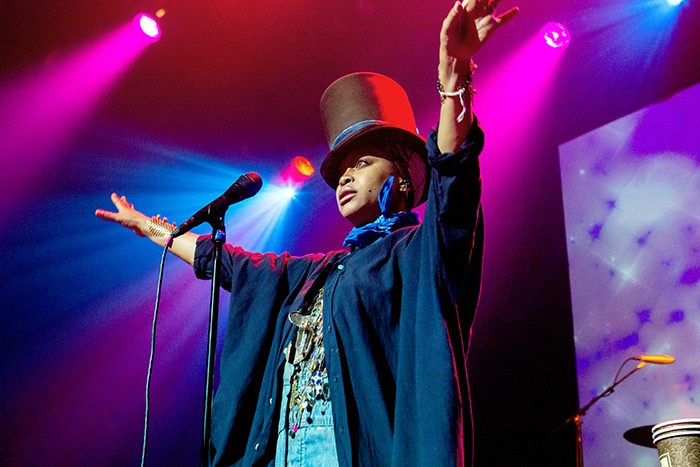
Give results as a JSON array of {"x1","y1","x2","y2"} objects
[
  {"x1": 541, "y1": 22, "x2": 571, "y2": 49},
  {"x1": 282, "y1": 187, "x2": 297, "y2": 199},
  {"x1": 134, "y1": 13, "x2": 161, "y2": 42},
  {"x1": 292, "y1": 156, "x2": 315, "y2": 177},
  {"x1": 666, "y1": 0, "x2": 684, "y2": 5},
  {"x1": 1, "y1": 17, "x2": 157, "y2": 219},
  {"x1": 278, "y1": 155, "x2": 315, "y2": 185}
]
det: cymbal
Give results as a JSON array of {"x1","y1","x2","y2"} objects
[{"x1": 623, "y1": 425, "x2": 655, "y2": 448}]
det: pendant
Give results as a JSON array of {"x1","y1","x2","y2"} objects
[{"x1": 284, "y1": 311, "x2": 317, "y2": 364}]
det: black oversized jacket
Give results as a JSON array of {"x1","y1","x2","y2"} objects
[{"x1": 194, "y1": 121, "x2": 485, "y2": 466}]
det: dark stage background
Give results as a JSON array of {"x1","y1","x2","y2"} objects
[{"x1": 1, "y1": 1, "x2": 699, "y2": 465}]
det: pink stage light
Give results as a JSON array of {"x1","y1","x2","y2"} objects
[
  {"x1": 0, "y1": 21, "x2": 152, "y2": 222},
  {"x1": 134, "y1": 13, "x2": 161, "y2": 42},
  {"x1": 542, "y1": 22, "x2": 571, "y2": 49},
  {"x1": 460, "y1": 31, "x2": 566, "y2": 248}
]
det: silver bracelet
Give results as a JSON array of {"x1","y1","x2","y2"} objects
[{"x1": 437, "y1": 61, "x2": 477, "y2": 123}]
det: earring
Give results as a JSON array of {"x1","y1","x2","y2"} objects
[{"x1": 399, "y1": 178, "x2": 411, "y2": 193}]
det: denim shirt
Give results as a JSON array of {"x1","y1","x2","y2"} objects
[{"x1": 193, "y1": 121, "x2": 485, "y2": 466}]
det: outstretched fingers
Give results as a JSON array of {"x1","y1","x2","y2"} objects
[
  {"x1": 466, "y1": 0, "x2": 501, "y2": 18},
  {"x1": 474, "y1": 3, "x2": 519, "y2": 42},
  {"x1": 444, "y1": 1, "x2": 468, "y2": 27},
  {"x1": 95, "y1": 193, "x2": 134, "y2": 222},
  {"x1": 95, "y1": 208, "x2": 117, "y2": 222},
  {"x1": 95, "y1": 193, "x2": 119, "y2": 221},
  {"x1": 114, "y1": 193, "x2": 134, "y2": 211},
  {"x1": 493, "y1": 6, "x2": 519, "y2": 26}
]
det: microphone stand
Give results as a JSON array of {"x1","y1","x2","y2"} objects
[
  {"x1": 199, "y1": 210, "x2": 227, "y2": 467},
  {"x1": 560, "y1": 358, "x2": 646, "y2": 467}
]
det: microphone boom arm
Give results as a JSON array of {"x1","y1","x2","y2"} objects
[
  {"x1": 573, "y1": 360, "x2": 645, "y2": 421},
  {"x1": 555, "y1": 357, "x2": 652, "y2": 467}
]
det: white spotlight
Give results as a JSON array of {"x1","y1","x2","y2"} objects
[{"x1": 282, "y1": 187, "x2": 296, "y2": 200}]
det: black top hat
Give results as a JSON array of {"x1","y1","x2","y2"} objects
[{"x1": 320, "y1": 72, "x2": 430, "y2": 207}]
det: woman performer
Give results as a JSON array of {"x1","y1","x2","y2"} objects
[{"x1": 96, "y1": 1, "x2": 518, "y2": 465}]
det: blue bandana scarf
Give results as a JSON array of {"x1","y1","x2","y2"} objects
[{"x1": 343, "y1": 176, "x2": 420, "y2": 249}]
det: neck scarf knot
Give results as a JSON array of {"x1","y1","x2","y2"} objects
[{"x1": 343, "y1": 176, "x2": 419, "y2": 249}]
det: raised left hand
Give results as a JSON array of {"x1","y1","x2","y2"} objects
[{"x1": 440, "y1": 0, "x2": 519, "y2": 65}]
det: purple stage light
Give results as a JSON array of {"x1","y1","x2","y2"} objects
[
  {"x1": 541, "y1": 22, "x2": 571, "y2": 49},
  {"x1": 134, "y1": 13, "x2": 161, "y2": 42}
]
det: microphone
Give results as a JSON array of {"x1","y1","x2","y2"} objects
[
  {"x1": 632, "y1": 355, "x2": 675, "y2": 365},
  {"x1": 170, "y1": 172, "x2": 263, "y2": 238}
]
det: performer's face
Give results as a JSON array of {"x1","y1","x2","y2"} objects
[{"x1": 336, "y1": 149, "x2": 402, "y2": 227}]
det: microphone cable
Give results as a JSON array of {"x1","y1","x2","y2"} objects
[{"x1": 141, "y1": 238, "x2": 172, "y2": 467}]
